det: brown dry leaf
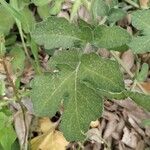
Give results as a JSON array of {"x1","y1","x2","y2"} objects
[
  {"x1": 31, "y1": 117, "x2": 68, "y2": 150},
  {"x1": 31, "y1": 129, "x2": 69, "y2": 150},
  {"x1": 121, "y1": 50, "x2": 134, "y2": 71},
  {"x1": 14, "y1": 110, "x2": 32, "y2": 150},
  {"x1": 141, "y1": 82, "x2": 150, "y2": 93},
  {"x1": 121, "y1": 127, "x2": 138, "y2": 149},
  {"x1": 103, "y1": 120, "x2": 118, "y2": 139}
]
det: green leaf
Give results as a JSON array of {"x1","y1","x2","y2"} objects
[
  {"x1": 108, "y1": 8, "x2": 126, "y2": 23},
  {"x1": 20, "y1": 6, "x2": 36, "y2": 33},
  {"x1": 128, "y1": 36, "x2": 150, "y2": 53},
  {"x1": 142, "y1": 119, "x2": 150, "y2": 126},
  {"x1": 124, "y1": 91, "x2": 150, "y2": 111},
  {"x1": 136, "y1": 63, "x2": 149, "y2": 82},
  {"x1": 93, "y1": 25, "x2": 131, "y2": 51},
  {"x1": 16, "y1": 0, "x2": 30, "y2": 10},
  {"x1": 37, "y1": 4, "x2": 50, "y2": 19},
  {"x1": 131, "y1": 10, "x2": 150, "y2": 35},
  {"x1": 49, "y1": 0, "x2": 64, "y2": 15},
  {"x1": 0, "y1": 112, "x2": 16, "y2": 150},
  {"x1": 9, "y1": 46, "x2": 25, "y2": 75},
  {"x1": 31, "y1": 50, "x2": 124, "y2": 140},
  {"x1": 31, "y1": 0, "x2": 52, "y2": 6},
  {"x1": 91, "y1": 0, "x2": 109, "y2": 19},
  {"x1": 0, "y1": 5, "x2": 14, "y2": 34},
  {"x1": 31, "y1": 17, "x2": 91, "y2": 49}
]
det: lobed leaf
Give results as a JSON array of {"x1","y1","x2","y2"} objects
[{"x1": 31, "y1": 50, "x2": 124, "y2": 140}]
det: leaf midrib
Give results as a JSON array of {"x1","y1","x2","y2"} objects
[
  {"x1": 40, "y1": 70, "x2": 75, "y2": 114},
  {"x1": 74, "y1": 61, "x2": 82, "y2": 133},
  {"x1": 35, "y1": 32, "x2": 84, "y2": 42}
]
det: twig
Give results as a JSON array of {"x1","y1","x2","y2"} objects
[{"x1": 2, "y1": 57, "x2": 28, "y2": 150}]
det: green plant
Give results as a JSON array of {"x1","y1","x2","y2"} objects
[{"x1": 0, "y1": 0, "x2": 150, "y2": 149}]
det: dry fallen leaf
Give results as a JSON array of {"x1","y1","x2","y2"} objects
[
  {"x1": 31, "y1": 130, "x2": 69, "y2": 150},
  {"x1": 121, "y1": 50, "x2": 134, "y2": 71},
  {"x1": 14, "y1": 110, "x2": 32, "y2": 150},
  {"x1": 141, "y1": 82, "x2": 150, "y2": 93},
  {"x1": 31, "y1": 117, "x2": 68, "y2": 150},
  {"x1": 39, "y1": 117, "x2": 56, "y2": 133}
]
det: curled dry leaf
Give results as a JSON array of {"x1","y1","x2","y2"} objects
[{"x1": 14, "y1": 110, "x2": 32, "y2": 150}]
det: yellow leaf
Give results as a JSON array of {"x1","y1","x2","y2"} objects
[
  {"x1": 39, "y1": 117, "x2": 56, "y2": 133},
  {"x1": 31, "y1": 129, "x2": 69, "y2": 150}
]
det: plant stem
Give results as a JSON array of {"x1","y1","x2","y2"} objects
[
  {"x1": 16, "y1": 20, "x2": 31, "y2": 62},
  {"x1": 124, "y1": 0, "x2": 140, "y2": 8},
  {"x1": 110, "y1": 51, "x2": 148, "y2": 94},
  {"x1": 2, "y1": 57, "x2": 28, "y2": 150}
]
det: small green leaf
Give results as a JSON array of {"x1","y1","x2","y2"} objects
[
  {"x1": 136, "y1": 63, "x2": 149, "y2": 82},
  {"x1": 125, "y1": 91, "x2": 150, "y2": 111},
  {"x1": 0, "y1": 112, "x2": 16, "y2": 150},
  {"x1": 91, "y1": 0, "x2": 109, "y2": 19},
  {"x1": 49, "y1": 0, "x2": 64, "y2": 15},
  {"x1": 132, "y1": 10, "x2": 150, "y2": 35},
  {"x1": 37, "y1": 4, "x2": 50, "y2": 19},
  {"x1": 108, "y1": 8, "x2": 126, "y2": 23},
  {"x1": 31, "y1": 17, "x2": 90, "y2": 49},
  {"x1": 31, "y1": 0, "x2": 52, "y2": 6},
  {"x1": 31, "y1": 50, "x2": 124, "y2": 140},
  {"x1": 5, "y1": 35, "x2": 17, "y2": 46},
  {"x1": 128, "y1": 36, "x2": 150, "y2": 53},
  {"x1": 9, "y1": 46, "x2": 25, "y2": 75},
  {"x1": 93, "y1": 25, "x2": 131, "y2": 51},
  {"x1": 0, "y1": 5, "x2": 14, "y2": 34}
]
